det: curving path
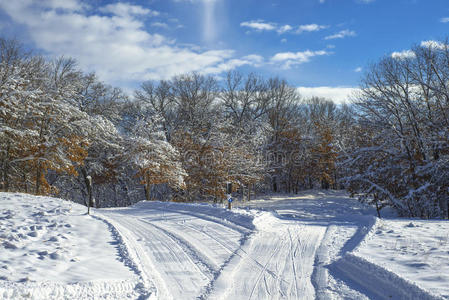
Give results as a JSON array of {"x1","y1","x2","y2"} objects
[
  {"x1": 209, "y1": 214, "x2": 327, "y2": 300},
  {"x1": 99, "y1": 202, "x2": 329, "y2": 300},
  {"x1": 99, "y1": 203, "x2": 251, "y2": 299}
]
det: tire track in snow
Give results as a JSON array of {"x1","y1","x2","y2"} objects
[
  {"x1": 91, "y1": 214, "x2": 155, "y2": 299},
  {"x1": 108, "y1": 215, "x2": 209, "y2": 299},
  {"x1": 209, "y1": 213, "x2": 326, "y2": 300},
  {"x1": 139, "y1": 219, "x2": 216, "y2": 277},
  {"x1": 100, "y1": 207, "x2": 249, "y2": 300},
  {"x1": 145, "y1": 216, "x2": 255, "y2": 299},
  {"x1": 287, "y1": 228, "x2": 299, "y2": 299},
  {"x1": 95, "y1": 212, "x2": 166, "y2": 299}
]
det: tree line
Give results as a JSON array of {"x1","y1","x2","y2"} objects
[{"x1": 1, "y1": 37, "x2": 448, "y2": 218}]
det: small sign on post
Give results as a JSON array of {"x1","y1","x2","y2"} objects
[{"x1": 226, "y1": 182, "x2": 232, "y2": 210}]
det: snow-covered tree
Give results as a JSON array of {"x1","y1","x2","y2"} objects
[
  {"x1": 127, "y1": 114, "x2": 186, "y2": 201},
  {"x1": 343, "y1": 39, "x2": 449, "y2": 218}
]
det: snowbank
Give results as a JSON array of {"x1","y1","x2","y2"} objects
[{"x1": 353, "y1": 218, "x2": 449, "y2": 299}]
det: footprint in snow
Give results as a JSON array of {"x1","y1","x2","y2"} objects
[
  {"x1": 49, "y1": 252, "x2": 61, "y2": 260},
  {"x1": 27, "y1": 231, "x2": 39, "y2": 237},
  {"x1": 48, "y1": 236, "x2": 59, "y2": 242},
  {"x1": 2, "y1": 241, "x2": 18, "y2": 249}
]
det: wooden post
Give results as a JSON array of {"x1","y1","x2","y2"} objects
[
  {"x1": 87, "y1": 176, "x2": 93, "y2": 215},
  {"x1": 226, "y1": 182, "x2": 232, "y2": 210}
]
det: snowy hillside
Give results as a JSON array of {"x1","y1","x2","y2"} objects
[
  {"x1": 0, "y1": 193, "x2": 139, "y2": 299},
  {"x1": 1, "y1": 191, "x2": 449, "y2": 299}
]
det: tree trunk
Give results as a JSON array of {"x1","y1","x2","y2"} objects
[
  {"x1": 447, "y1": 197, "x2": 449, "y2": 219},
  {"x1": 2, "y1": 161, "x2": 9, "y2": 192},
  {"x1": 374, "y1": 193, "x2": 381, "y2": 218},
  {"x1": 113, "y1": 184, "x2": 119, "y2": 207},
  {"x1": 23, "y1": 172, "x2": 27, "y2": 193},
  {"x1": 35, "y1": 161, "x2": 42, "y2": 195},
  {"x1": 375, "y1": 199, "x2": 381, "y2": 218},
  {"x1": 247, "y1": 184, "x2": 251, "y2": 201},
  {"x1": 145, "y1": 172, "x2": 151, "y2": 201},
  {"x1": 2, "y1": 143, "x2": 10, "y2": 192},
  {"x1": 81, "y1": 168, "x2": 89, "y2": 207}
]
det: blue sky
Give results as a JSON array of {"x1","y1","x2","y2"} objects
[{"x1": 0, "y1": 0, "x2": 448, "y2": 102}]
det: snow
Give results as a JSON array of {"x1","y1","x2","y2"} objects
[
  {"x1": 1, "y1": 190, "x2": 449, "y2": 299},
  {"x1": 353, "y1": 218, "x2": 449, "y2": 299},
  {"x1": 0, "y1": 193, "x2": 139, "y2": 299},
  {"x1": 96, "y1": 191, "x2": 378, "y2": 299},
  {"x1": 97, "y1": 201, "x2": 254, "y2": 299},
  {"x1": 209, "y1": 212, "x2": 326, "y2": 299}
]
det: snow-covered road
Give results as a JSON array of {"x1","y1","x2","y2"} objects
[
  {"x1": 97, "y1": 192, "x2": 369, "y2": 300},
  {"x1": 2, "y1": 191, "x2": 447, "y2": 299},
  {"x1": 210, "y1": 214, "x2": 326, "y2": 299},
  {"x1": 99, "y1": 202, "x2": 254, "y2": 299}
]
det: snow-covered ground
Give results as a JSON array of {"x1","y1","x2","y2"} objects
[
  {"x1": 0, "y1": 193, "x2": 140, "y2": 299},
  {"x1": 354, "y1": 218, "x2": 449, "y2": 299},
  {"x1": 1, "y1": 190, "x2": 448, "y2": 299}
]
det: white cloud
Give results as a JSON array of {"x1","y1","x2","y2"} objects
[
  {"x1": 241, "y1": 20, "x2": 327, "y2": 35},
  {"x1": 324, "y1": 29, "x2": 356, "y2": 40},
  {"x1": 240, "y1": 20, "x2": 276, "y2": 31},
  {"x1": 390, "y1": 40, "x2": 446, "y2": 60},
  {"x1": 297, "y1": 86, "x2": 359, "y2": 104},
  {"x1": 391, "y1": 50, "x2": 416, "y2": 59},
  {"x1": 151, "y1": 22, "x2": 169, "y2": 29},
  {"x1": 296, "y1": 24, "x2": 328, "y2": 34},
  {"x1": 281, "y1": 38, "x2": 287, "y2": 43},
  {"x1": 441, "y1": 17, "x2": 449, "y2": 23},
  {"x1": 45, "y1": 0, "x2": 86, "y2": 11},
  {"x1": 421, "y1": 40, "x2": 446, "y2": 50},
  {"x1": 202, "y1": 54, "x2": 264, "y2": 74},
  {"x1": 277, "y1": 25, "x2": 293, "y2": 34},
  {"x1": 100, "y1": 3, "x2": 159, "y2": 17},
  {"x1": 354, "y1": 67, "x2": 362, "y2": 72},
  {"x1": 271, "y1": 50, "x2": 330, "y2": 69},
  {"x1": 242, "y1": 54, "x2": 264, "y2": 65},
  {"x1": 0, "y1": 0, "x2": 256, "y2": 87}
]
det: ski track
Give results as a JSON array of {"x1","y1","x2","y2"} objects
[
  {"x1": 3, "y1": 192, "x2": 446, "y2": 299},
  {"x1": 99, "y1": 207, "x2": 250, "y2": 300},
  {"x1": 97, "y1": 202, "x2": 388, "y2": 300},
  {"x1": 94, "y1": 193, "x2": 444, "y2": 300},
  {"x1": 209, "y1": 214, "x2": 327, "y2": 300},
  {"x1": 100, "y1": 205, "x2": 328, "y2": 300}
]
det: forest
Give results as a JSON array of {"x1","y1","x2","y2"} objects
[{"x1": 1, "y1": 37, "x2": 448, "y2": 219}]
